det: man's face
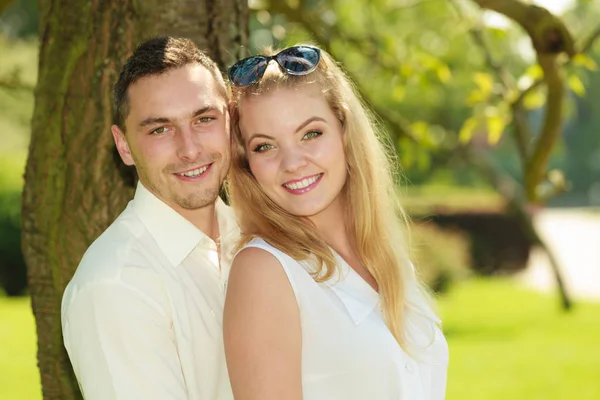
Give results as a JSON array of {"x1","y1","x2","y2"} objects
[{"x1": 112, "y1": 64, "x2": 230, "y2": 213}]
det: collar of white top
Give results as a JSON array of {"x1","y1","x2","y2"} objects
[
  {"x1": 131, "y1": 181, "x2": 237, "y2": 267},
  {"x1": 323, "y1": 252, "x2": 381, "y2": 326},
  {"x1": 322, "y1": 256, "x2": 442, "y2": 327}
]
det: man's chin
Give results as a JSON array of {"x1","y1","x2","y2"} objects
[{"x1": 174, "y1": 189, "x2": 220, "y2": 210}]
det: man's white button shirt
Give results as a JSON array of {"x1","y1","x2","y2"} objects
[{"x1": 61, "y1": 182, "x2": 239, "y2": 400}]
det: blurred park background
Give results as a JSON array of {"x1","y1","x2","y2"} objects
[{"x1": 1, "y1": 0, "x2": 599, "y2": 399}]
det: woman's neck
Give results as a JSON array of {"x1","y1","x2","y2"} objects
[{"x1": 310, "y1": 197, "x2": 354, "y2": 259}]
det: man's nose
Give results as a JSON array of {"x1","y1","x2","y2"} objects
[{"x1": 176, "y1": 127, "x2": 202, "y2": 161}]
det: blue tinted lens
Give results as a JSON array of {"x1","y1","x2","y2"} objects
[
  {"x1": 229, "y1": 56, "x2": 268, "y2": 86},
  {"x1": 277, "y1": 46, "x2": 320, "y2": 75}
]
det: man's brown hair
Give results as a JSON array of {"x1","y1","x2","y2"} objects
[{"x1": 113, "y1": 36, "x2": 227, "y2": 131}]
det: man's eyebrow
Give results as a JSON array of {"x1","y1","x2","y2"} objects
[
  {"x1": 138, "y1": 106, "x2": 220, "y2": 128},
  {"x1": 191, "y1": 106, "x2": 218, "y2": 118},
  {"x1": 138, "y1": 116, "x2": 171, "y2": 128}
]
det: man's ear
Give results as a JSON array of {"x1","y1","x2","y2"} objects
[{"x1": 111, "y1": 125, "x2": 135, "y2": 166}]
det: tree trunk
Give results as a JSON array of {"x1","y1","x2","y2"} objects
[
  {"x1": 0, "y1": 0, "x2": 17, "y2": 16},
  {"x1": 21, "y1": 1, "x2": 248, "y2": 398}
]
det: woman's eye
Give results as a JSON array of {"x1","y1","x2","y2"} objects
[
  {"x1": 303, "y1": 130, "x2": 322, "y2": 140},
  {"x1": 253, "y1": 143, "x2": 274, "y2": 153}
]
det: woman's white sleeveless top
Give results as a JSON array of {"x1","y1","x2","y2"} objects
[{"x1": 241, "y1": 238, "x2": 449, "y2": 400}]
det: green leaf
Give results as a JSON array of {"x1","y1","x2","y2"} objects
[
  {"x1": 473, "y1": 73, "x2": 494, "y2": 95},
  {"x1": 392, "y1": 85, "x2": 406, "y2": 101},
  {"x1": 466, "y1": 90, "x2": 486, "y2": 106},
  {"x1": 416, "y1": 149, "x2": 431, "y2": 171},
  {"x1": 459, "y1": 117, "x2": 478, "y2": 144},
  {"x1": 568, "y1": 75, "x2": 585, "y2": 97},
  {"x1": 524, "y1": 64, "x2": 544, "y2": 80},
  {"x1": 400, "y1": 64, "x2": 413, "y2": 78},
  {"x1": 436, "y1": 64, "x2": 452, "y2": 83},
  {"x1": 486, "y1": 116, "x2": 505, "y2": 145},
  {"x1": 523, "y1": 90, "x2": 546, "y2": 110},
  {"x1": 412, "y1": 122, "x2": 425, "y2": 137},
  {"x1": 397, "y1": 137, "x2": 414, "y2": 169},
  {"x1": 418, "y1": 53, "x2": 438, "y2": 70},
  {"x1": 410, "y1": 121, "x2": 436, "y2": 149},
  {"x1": 572, "y1": 54, "x2": 598, "y2": 71},
  {"x1": 285, "y1": 0, "x2": 300, "y2": 9},
  {"x1": 488, "y1": 27, "x2": 508, "y2": 39}
]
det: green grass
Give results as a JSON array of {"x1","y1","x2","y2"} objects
[
  {"x1": 439, "y1": 278, "x2": 600, "y2": 400},
  {"x1": 0, "y1": 294, "x2": 41, "y2": 400},
  {"x1": 2, "y1": 279, "x2": 598, "y2": 399}
]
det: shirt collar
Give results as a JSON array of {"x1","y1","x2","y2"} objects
[
  {"x1": 323, "y1": 253, "x2": 380, "y2": 326},
  {"x1": 215, "y1": 198, "x2": 241, "y2": 275},
  {"x1": 131, "y1": 182, "x2": 237, "y2": 267},
  {"x1": 323, "y1": 256, "x2": 441, "y2": 327}
]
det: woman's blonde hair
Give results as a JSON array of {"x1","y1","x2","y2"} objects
[{"x1": 226, "y1": 45, "x2": 416, "y2": 349}]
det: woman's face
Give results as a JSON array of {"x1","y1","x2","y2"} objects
[{"x1": 238, "y1": 83, "x2": 348, "y2": 225}]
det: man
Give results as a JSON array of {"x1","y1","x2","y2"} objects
[{"x1": 61, "y1": 36, "x2": 238, "y2": 399}]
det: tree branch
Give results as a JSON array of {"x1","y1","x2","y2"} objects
[
  {"x1": 515, "y1": 22, "x2": 600, "y2": 107},
  {"x1": 513, "y1": 78, "x2": 543, "y2": 106},
  {"x1": 525, "y1": 54, "x2": 564, "y2": 201},
  {"x1": 472, "y1": 0, "x2": 576, "y2": 203},
  {"x1": 0, "y1": 74, "x2": 34, "y2": 92},
  {"x1": 580, "y1": 23, "x2": 600, "y2": 53},
  {"x1": 449, "y1": 0, "x2": 530, "y2": 161},
  {"x1": 460, "y1": 146, "x2": 571, "y2": 310},
  {"x1": 512, "y1": 102, "x2": 533, "y2": 156},
  {"x1": 472, "y1": 0, "x2": 575, "y2": 56}
]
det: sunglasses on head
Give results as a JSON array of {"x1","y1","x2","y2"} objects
[{"x1": 228, "y1": 45, "x2": 321, "y2": 87}]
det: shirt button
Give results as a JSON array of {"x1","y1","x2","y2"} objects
[{"x1": 405, "y1": 362, "x2": 414, "y2": 373}]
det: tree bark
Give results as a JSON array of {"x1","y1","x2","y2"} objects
[
  {"x1": 0, "y1": 0, "x2": 17, "y2": 16},
  {"x1": 21, "y1": 1, "x2": 248, "y2": 398}
]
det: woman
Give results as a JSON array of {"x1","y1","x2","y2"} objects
[{"x1": 223, "y1": 45, "x2": 448, "y2": 400}]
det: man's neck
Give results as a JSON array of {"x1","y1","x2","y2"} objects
[
  {"x1": 177, "y1": 202, "x2": 219, "y2": 243},
  {"x1": 138, "y1": 182, "x2": 221, "y2": 243}
]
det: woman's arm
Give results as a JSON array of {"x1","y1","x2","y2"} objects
[{"x1": 223, "y1": 247, "x2": 302, "y2": 400}]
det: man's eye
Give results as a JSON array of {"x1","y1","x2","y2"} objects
[
  {"x1": 151, "y1": 126, "x2": 169, "y2": 135},
  {"x1": 196, "y1": 116, "x2": 215, "y2": 123},
  {"x1": 253, "y1": 143, "x2": 274, "y2": 153},
  {"x1": 303, "y1": 130, "x2": 322, "y2": 140}
]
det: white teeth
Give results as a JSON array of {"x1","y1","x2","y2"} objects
[
  {"x1": 178, "y1": 165, "x2": 208, "y2": 177},
  {"x1": 284, "y1": 174, "x2": 320, "y2": 190}
]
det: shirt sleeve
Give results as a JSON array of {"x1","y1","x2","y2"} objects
[{"x1": 62, "y1": 282, "x2": 188, "y2": 400}]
